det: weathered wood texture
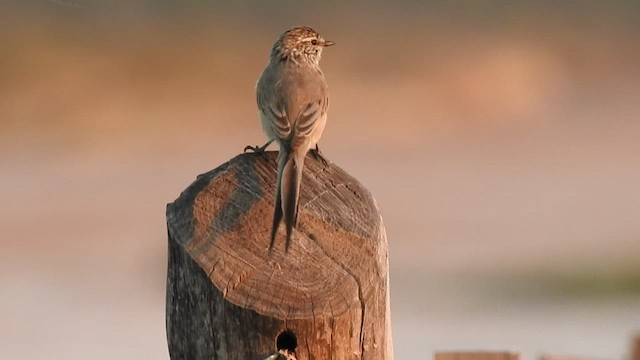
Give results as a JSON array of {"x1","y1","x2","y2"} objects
[
  {"x1": 436, "y1": 352, "x2": 520, "y2": 360},
  {"x1": 166, "y1": 152, "x2": 393, "y2": 359}
]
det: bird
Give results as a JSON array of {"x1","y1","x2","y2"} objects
[{"x1": 248, "y1": 26, "x2": 334, "y2": 252}]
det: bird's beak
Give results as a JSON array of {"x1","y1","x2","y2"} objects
[{"x1": 323, "y1": 40, "x2": 335, "y2": 47}]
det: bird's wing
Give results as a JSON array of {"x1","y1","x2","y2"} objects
[
  {"x1": 293, "y1": 97, "x2": 328, "y2": 140},
  {"x1": 288, "y1": 68, "x2": 329, "y2": 143},
  {"x1": 257, "y1": 70, "x2": 292, "y2": 139}
]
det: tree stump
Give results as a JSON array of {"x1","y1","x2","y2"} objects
[{"x1": 165, "y1": 152, "x2": 393, "y2": 360}]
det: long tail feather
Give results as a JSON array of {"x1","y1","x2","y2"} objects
[
  {"x1": 280, "y1": 148, "x2": 306, "y2": 252},
  {"x1": 269, "y1": 150, "x2": 287, "y2": 251}
]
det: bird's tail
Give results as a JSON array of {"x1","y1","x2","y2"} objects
[{"x1": 270, "y1": 144, "x2": 306, "y2": 252}]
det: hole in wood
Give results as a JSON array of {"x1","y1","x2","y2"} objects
[{"x1": 276, "y1": 330, "x2": 297, "y2": 352}]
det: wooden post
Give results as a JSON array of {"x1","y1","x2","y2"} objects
[
  {"x1": 632, "y1": 334, "x2": 640, "y2": 360},
  {"x1": 436, "y1": 352, "x2": 520, "y2": 360},
  {"x1": 166, "y1": 152, "x2": 393, "y2": 359}
]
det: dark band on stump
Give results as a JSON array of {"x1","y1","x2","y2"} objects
[{"x1": 166, "y1": 152, "x2": 393, "y2": 359}]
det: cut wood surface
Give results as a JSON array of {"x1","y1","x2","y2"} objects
[{"x1": 166, "y1": 151, "x2": 393, "y2": 359}]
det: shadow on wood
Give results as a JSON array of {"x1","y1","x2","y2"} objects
[{"x1": 166, "y1": 152, "x2": 393, "y2": 359}]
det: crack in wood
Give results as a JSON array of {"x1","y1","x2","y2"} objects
[
  {"x1": 231, "y1": 269, "x2": 253, "y2": 291},
  {"x1": 309, "y1": 232, "x2": 367, "y2": 358},
  {"x1": 222, "y1": 262, "x2": 239, "y2": 299},
  {"x1": 207, "y1": 257, "x2": 221, "y2": 279},
  {"x1": 329, "y1": 318, "x2": 334, "y2": 360},
  {"x1": 244, "y1": 275, "x2": 256, "y2": 308},
  {"x1": 343, "y1": 183, "x2": 362, "y2": 199}
]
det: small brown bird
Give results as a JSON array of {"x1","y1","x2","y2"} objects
[{"x1": 250, "y1": 26, "x2": 334, "y2": 251}]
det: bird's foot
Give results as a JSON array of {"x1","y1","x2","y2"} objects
[
  {"x1": 244, "y1": 145, "x2": 265, "y2": 154},
  {"x1": 244, "y1": 140, "x2": 273, "y2": 155},
  {"x1": 309, "y1": 145, "x2": 329, "y2": 167}
]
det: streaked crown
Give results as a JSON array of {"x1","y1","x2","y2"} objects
[{"x1": 270, "y1": 26, "x2": 334, "y2": 66}]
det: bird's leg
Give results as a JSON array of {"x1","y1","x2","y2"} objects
[
  {"x1": 244, "y1": 139, "x2": 274, "y2": 155},
  {"x1": 309, "y1": 144, "x2": 329, "y2": 166}
]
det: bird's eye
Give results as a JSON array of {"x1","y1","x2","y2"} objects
[{"x1": 311, "y1": 39, "x2": 318, "y2": 45}]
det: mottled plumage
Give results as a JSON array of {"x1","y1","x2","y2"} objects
[{"x1": 255, "y1": 26, "x2": 334, "y2": 251}]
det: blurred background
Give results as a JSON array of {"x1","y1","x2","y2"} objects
[{"x1": 1, "y1": 1, "x2": 639, "y2": 359}]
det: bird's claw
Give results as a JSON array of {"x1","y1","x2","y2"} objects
[
  {"x1": 244, "y1": 145, "x2": 263, "y2": 153},
  {"x1": 245, "y1": 140, "x2": 274, "y2": 155},
  {"x1": 310, "y1": 146, "x2": 329, "y2": 167}
]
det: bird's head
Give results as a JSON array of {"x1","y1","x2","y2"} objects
[{"x1": 271, "y1": 26, "x2": 334, "y2": 66}]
